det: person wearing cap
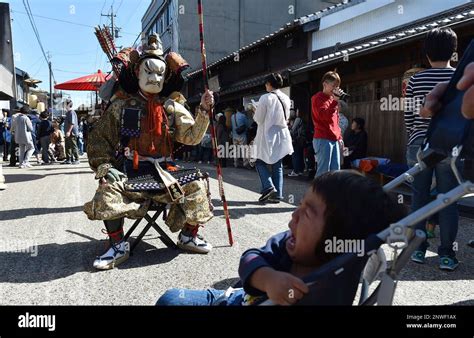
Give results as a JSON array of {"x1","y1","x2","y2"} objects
[
  {"x1": 62, "y1": 99, "x2": 80, "y2": 165},
  {"x1": 84, "y1": 33, "x2": 215, "y2": 270}
]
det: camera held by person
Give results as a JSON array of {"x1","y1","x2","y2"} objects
[{"x1": 333, "y1": 88, "x2": 350, "y2": 101}]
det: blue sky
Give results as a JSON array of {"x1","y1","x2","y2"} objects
[{"x1": 7, "y1": 0, "x2": 151, "y2": 107}]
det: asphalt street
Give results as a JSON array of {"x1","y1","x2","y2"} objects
[{"x1": 0, "y1": 158, "x2": 473, "y2": 305}]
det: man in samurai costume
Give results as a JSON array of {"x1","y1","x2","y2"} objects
[{"x1": 84, "y1": 34, "x2": 214, "y2": 270}]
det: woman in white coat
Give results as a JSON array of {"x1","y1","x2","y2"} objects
[{"x1": 253, "y1": 73, "x2": 293, "y2": 202}]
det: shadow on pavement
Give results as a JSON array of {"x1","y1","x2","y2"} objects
[
  {"x1": 46, "y1": 171, "x2": 93, "y2": 177},
  {"x1": 4, "y1": 170, "x2": 93, "y2": 184},
  {"x1": 211, "y1": 199, "x2": 265, "y2": 207},
  {"x1": 3, "y1": 174, "x2": 44, "y2": 183},
  {"x1": 0, "y1": 206, "x2": 85, "y2": 221},
  {"x1": 29, "y1": 167, "x2": 93, "y2": 172},
  {"x1": 0, "y1": 232, "x2": 181, "y2": 283}
]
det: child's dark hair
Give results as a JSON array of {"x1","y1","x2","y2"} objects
[
  {"x1": 424, "y1": 28, "x2": 457, "y2": 62},
  {"x1": 352, "y1": 117, "x2": 365, "y2": 130},
  {"x1": 265, "y1": 73, "x2": 283, "y2": 89},
  {"x1": 312, "y1": 170, "x2": 407, "y2": 264}
]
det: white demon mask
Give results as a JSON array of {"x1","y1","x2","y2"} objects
[{"x1": 137, "y1": 58, "x2": 166, "y2": 94}]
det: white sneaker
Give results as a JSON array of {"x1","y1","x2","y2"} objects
[
  {"x1": 93, "y1": 241, "x2": 130, "y2": 270},
  {"x1": 24, "y1": 163, "x2": 33, "y2": 168},
  {"x1": 177, "y1": 232, "x2": 212, "y2": 254}
]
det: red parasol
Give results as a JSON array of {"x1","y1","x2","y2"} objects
[{"x1": 54, "y1": 70, "x2": 108, "y2": 91}]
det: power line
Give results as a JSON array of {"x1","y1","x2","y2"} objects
[
  {"x1": 53, "y1": 50, "x2": 96, "y2": 56},
  {"x1": 32, "y1": 62, "x2": 44, "y2": 78},
  {"x1": 27, "y1": 55, "x2": 44, "y2": 70},
  {"x1": 95, "y1": 0, "x2": 108, "y2": 71},
  {"x1": 116, "y1": 0, "x2": 123, "y2": 14},
  {"x1": 11, "y1": 9, "x2": 137, "y2": 36},
  {"x1": 54, "y1": 69, "x2": 96, "y2": 75},
  {"x1": 100, "y1": 0, "x2": 108, "y2": 14},
  {"x1": 21, "y1": 0, "x2": 56, "y2": 84},
  {"x1": 122, "y1": 0, "x2": 143, "y2": 28},
  {"x1": 22, "y1": 0, "x2": 47, "y2": 62}
]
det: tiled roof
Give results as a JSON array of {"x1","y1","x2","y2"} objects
[
  {"x1": 291, "y1": 6, "x2": 474, "y2": 74},
  {"x1": 186, "y1": 0, "x2": 353, "y2": 79}
]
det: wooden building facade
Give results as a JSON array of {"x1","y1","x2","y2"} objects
[{"x1": 291, "y1": 9, "x2": 473, "y2": 163}]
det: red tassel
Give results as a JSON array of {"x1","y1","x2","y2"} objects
[
  {"x1": 133, "y1": 151, "x2": 139, "y2": 170},
  {"x1": 133, "y1": 140, "x2": 139, "y2": 170}
]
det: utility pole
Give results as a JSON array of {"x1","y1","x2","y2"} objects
[
  {"x1": 48, "y1": 51, "x2": 53, "y2": 120},
  {"x1": 101, "y1": 5, "x2": 119, "y2": 44}
]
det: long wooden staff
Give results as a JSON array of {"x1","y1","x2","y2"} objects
[{"x1": 198, "y1": 0, "x2": 233, "y2": 246}]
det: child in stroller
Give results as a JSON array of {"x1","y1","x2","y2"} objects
[{"x1": 157, "y1": 170, "x2": 406, "y2": 306}]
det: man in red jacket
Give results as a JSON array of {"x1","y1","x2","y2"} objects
[{"x1": 312, "y1": 71, "x2": 343, "y2": 177}]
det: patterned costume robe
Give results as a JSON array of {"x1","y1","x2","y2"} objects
[{"x1": 84, "y1": 94, "x2": 213, "y2": 233}]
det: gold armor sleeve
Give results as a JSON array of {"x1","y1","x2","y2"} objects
[
  {"x1": 164, "y1": 99, "x2": 209, "y2": 146},
  {"x1": 87, "y1": 101, "x2": 122, "y2": 172}
]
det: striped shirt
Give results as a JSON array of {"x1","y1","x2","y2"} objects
[{"x1": 404, "y1": 68, "x2": 455, "y2": 145}]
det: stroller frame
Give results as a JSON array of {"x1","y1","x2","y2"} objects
[{"x1": 365, "y1": 147, "x2": 473, "y2": 305}]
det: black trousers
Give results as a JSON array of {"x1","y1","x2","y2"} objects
[{"x1": 9, "y1": 140, "x2": 18, "y2": 166}]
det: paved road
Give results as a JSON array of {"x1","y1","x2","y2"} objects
[{"x1": 0, "y1": 158, "x2": 472, "y2": 305}]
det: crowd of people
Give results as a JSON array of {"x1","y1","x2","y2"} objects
[
  {"x1": 0, "y1": 99, "x2": 90, "y2": 168},
  {"x1": 177, "y1": 71, "x2": 368, "y2": 204}
]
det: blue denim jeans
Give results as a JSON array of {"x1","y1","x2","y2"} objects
[
  {"x1": 255, "y1": 159, "x2": 283, "y2": 199},
  {"x1": 156, "y1": 288, "x2": 245, "y2": 306},
  {"x1": 406, "y1": 138, "x2": 460, "y2": 257},
  {"x1": 78, "y1": 137, "x2": 84, "y2": 155},
  {"x1": 313, "y1": 138, "x2": 341, "y2": 178}
]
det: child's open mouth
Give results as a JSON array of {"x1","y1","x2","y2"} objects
[{"x1": 287, "y1": 232, "x2": 296, "y2": 251}]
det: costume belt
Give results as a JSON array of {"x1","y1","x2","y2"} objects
[{"x1": 125, "y1": 154, "x2": 185, "y2": 202}]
